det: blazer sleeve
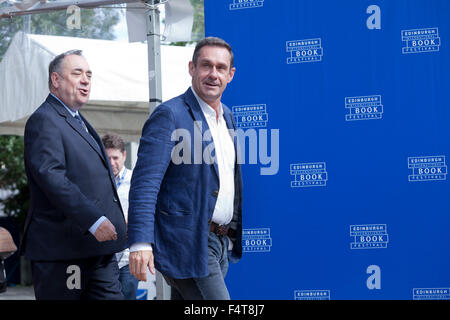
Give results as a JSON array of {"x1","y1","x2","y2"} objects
[
  {"x1": 127, "y1": 104, "x2": 176, "y2": 247},
  {"x1": 24, "y1": 112, "x2": 104, "y2": 233}
]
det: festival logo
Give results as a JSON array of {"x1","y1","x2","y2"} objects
[
  {"x1": 294, "y1": 290, "x2": 330, "y2": 300},
  {"x1": 229, "y1": 0, "x2": 264, "y2": 10},
  {"x1": 350, "y1": 224, "x2": 389, "y2": 249},
  {"x1": 286, "y1": 38, "x2": 323, "y2": 64},
  {"x1": 408, "y1": 155, "x2": 447, "y2": 182},
  {"x1": 290, "y1": 162, "x2": 328, "y2": 187},
  {"x1": 413, "y1": 288, "x2": 450, "y2": 300},
  {"x1": 402, "y1": 27, "x2": 440, "y2": 54},
  {"x1": 345, "y1": 95, "x2": 383, "y2": 121},
  {"x1": 242, "y1": 228, "x2": 272, "y2": 253},
  {"x1": 232, "y1": 104, "x2": 268, "y2": 128}
]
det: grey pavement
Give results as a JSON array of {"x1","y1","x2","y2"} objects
[{"x1": 0, "y1": 286, "x2": 35, "y2": 300}]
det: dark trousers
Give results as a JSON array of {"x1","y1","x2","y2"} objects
[
  {"x1": 31, "y1": 254, "x2": 123, "y2": 300},
  {"x1": 163, "y1": 232, "x2": 230, "y2": 300},
  {"x1": 119, "y1": 264, "x2": 139, "y2": 300}
]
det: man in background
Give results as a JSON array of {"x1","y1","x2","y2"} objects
[{"x1": 102, "y1": 133, "x2": 139, "y2": 300}]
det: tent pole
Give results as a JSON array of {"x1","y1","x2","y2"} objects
[
  {"x1": 146, "y1": 0, "x2": 163, "y2": 115},
  {"x1": 145, "y1": 0, "x2": 170, "y2": 301}
]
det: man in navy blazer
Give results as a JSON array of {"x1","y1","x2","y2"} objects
[
  {"x1": 22, "y1": 50, "x2": 126, "y2": 299},
  {"x1": 128, "y1": 37, "x2": 243, "y2": 299}
]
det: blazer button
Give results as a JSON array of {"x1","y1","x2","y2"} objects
[
  {"x1": 113, "y1": 197, "x2": 118, "y2": 202},
  {"x1": 212, "y1": 190, "x2": 219, "y2": 197}
]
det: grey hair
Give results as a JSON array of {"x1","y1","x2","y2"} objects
[{"x1": 48, "y1": 49, "x2": 83, "y2": 90}]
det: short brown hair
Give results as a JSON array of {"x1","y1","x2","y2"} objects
[
  {"x1": 102, "y1": 133, "x2": 125, "y2": 153},
  {"x1": 192, "y1": 37, "x2": 234, "y2": 69}
]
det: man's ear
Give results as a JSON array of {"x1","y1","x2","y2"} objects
[
  {"x1": 50, "y1": 72, "x2": 60, "y2": 89},
  {"x1": 227, "y1": 67, "x2": 236, "y2": 83},
  {"x1": 188, "y1": 61, "x2": 195, "y2": 77}
]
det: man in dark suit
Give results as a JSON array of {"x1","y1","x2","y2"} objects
[
  {"x1": 128, "y1": 37, "x2": 243, "y2": 300},
  {"x1": 22, "y1": 50, "x2": 126, "y2": 300}
]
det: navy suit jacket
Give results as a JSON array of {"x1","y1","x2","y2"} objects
[
  {"x1": 128, "y1": 88, "x2": 243, "y2": 279},
  {"x1": 22, "y1": 94, "x2": 126, "y2": 261}
]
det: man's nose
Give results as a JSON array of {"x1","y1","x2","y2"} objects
[
  {"x1": 81, "y1": 73, "x2": 90, "y2": 84},
  {"x1": 208, "y1": 66, "x2": 219, "y2": 78}
]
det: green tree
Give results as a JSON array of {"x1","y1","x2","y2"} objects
[
  {"x1": 0, "y1": 6, "x2": 121, "y2": 61},
  {"x1": 191, "y1": 0, "x2": 204, "y2": 40},
  {"x1": 169, "y1": 0, "x2": 204, "y2": 46},
  {"x1": 0, "y1": 135, "x2": 28, "y2": 228}
]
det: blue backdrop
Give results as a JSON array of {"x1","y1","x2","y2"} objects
[{"x1": 205, "y1": 0, "x2": 450, "y2": 299}]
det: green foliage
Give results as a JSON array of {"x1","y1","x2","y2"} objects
[
  {"x1": 0, "y1": 7, "x2": 121, "y2": 61},
  {"x1": 191, "y1": 0, "x2": 204, "y2": 40},
  {"x1": 170, "y1": 0, "x2": 204, "y2": 46},
  {"x1": 0, "y1": 136, "x2": 28, "y2": 227}
]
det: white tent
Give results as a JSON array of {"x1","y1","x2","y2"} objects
[{"x1": 0, "y1": 31, "x2": 194, "y2": 142}]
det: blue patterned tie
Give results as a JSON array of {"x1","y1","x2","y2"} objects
[
  {"x1": 74, "y1": 114, "x2": 101, "y2": 151},
  {"x1": 74, "y1": 114, "x2": 88, "y2": 132}
]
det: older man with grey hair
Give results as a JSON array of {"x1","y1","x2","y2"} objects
[{"x1": 21, "y1": 50, "x2": 126, "y2": 300}]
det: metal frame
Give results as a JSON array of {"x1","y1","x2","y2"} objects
[{"x1": 0, "y1": 0, "x2": 137, "y2": 18}]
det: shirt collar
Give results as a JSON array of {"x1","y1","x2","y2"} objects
[
  {"x1": 190, "y1": 86, "x2": 223, "y2": 120},
  {"x1": 116, "y1": 166, "x2": 127, "y2": 180},
  {"x1": 50, "y1": 93, "x2": 79, "y2": 117}
]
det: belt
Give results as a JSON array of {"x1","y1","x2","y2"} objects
[{"x1": 209, "y1": 222, "x2": 230, "y2": 237}]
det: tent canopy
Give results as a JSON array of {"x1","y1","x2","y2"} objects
[{"x1": 0, "y1": 31, "x2": 194, "y2": 141}]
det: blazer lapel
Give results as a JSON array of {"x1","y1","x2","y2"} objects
[
  {"x1": 223, "y1": 106, "x2": 236, "y2": 131},
  {"x1": 223, "y1": 105, "x2": 240, "y2": 162},
  {"x1": 184, "y1": 88, "x2": 219, "y2": 179},
  {"x1": 80, "y1": 114, "x2": 118, "y2": 190},
  {"x1": 78, "y1": 113, "x2": 107, "y2": 162},
  {"x1": 47, "y1": 95, "x2": 107, "y2": 166}
]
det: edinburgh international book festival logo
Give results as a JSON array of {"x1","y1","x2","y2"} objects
[
  {"x1": 408, "y1": 155, "x2": 447, "y2": 182},
  {"x1": 286, "y1": 38, "x2": 323, "y2": 64},
  {"x1": 229, "y1": 0, "x2": 264, "y2": 10},
  {"x1": 401, "y1": 27, "x2": 440, "y2": 54}
]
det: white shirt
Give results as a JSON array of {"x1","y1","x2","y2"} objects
[
  {"x1": 129, "y1": 88, "x2": 236, "y2": 253},
  {"x1": 115, "y1": 166, "x2": 132, "y2": 268},
  {"x1": 116, "y1": 166, "x2": 132, "y2": 222},
  {"x1": 192, "y1": 87, "x2": 236, "y2": 226}
]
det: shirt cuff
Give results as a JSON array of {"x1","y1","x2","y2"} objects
[
  {"x1": 227, "y1": 236, "x2": 234, "y2": 251},
  {"x1": 88, "y1": 216, "x2": 107, "y2": 235},
  {"x1": 129, "y1": 242, "x2": 153, "y2": 252}
]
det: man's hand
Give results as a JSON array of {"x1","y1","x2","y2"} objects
[
  {"x1": 93, "y1": 218, "x2": 117, "y2": 242},
  {"x1": 129, "y1": 250, "x2": 155, "y2": 281}
]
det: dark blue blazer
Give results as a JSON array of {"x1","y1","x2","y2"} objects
[
  {"x1": 128, "y1": 88, "x2": 243, "y2": 279},
  {"x1": 22, "y1": 94, "x2": 126, "y2": 261}
]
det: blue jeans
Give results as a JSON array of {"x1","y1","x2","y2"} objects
[
  {"x1": 119, "y1": 264, "x2": 139, "y2": 300},
  {"x1": 163, "y1": 232, "x2": 230, "y2": 300}
]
